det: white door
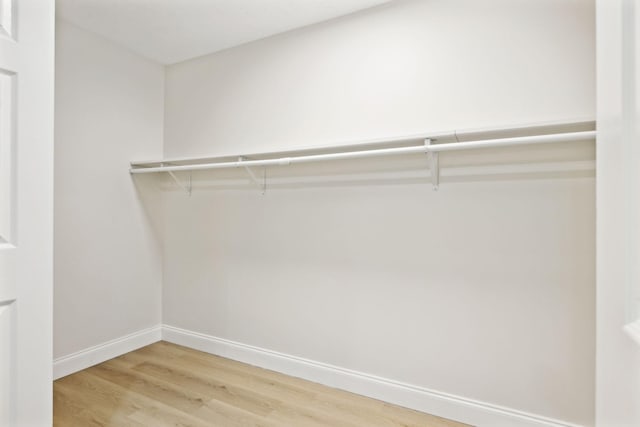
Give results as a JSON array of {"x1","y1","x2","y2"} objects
[{"x1": 0, "y1": 1, "x2": 55, "y2": 426}]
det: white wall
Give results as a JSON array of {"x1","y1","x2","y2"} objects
[
  {"x1": 54, "y1": 21, "x2": 164, "y2": 360},
  {"x1": 161, "y1": 1, "x2": 596, "y2": 426},
  {"x1": 164, "y1": 0, "x2": 594, "y2": 159},
  {"x1": 595, "y1": 0, "x2": 640, "y2": 425}
]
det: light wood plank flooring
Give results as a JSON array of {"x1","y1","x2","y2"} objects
[{"x1": 54, "y1": 341, "x2": 469, "y2": 427}]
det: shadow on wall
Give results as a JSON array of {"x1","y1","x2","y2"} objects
[{"x1": 131, "y1": 173, "x2": 164, "y2": 242}]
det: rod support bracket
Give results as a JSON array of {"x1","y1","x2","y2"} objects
[
  {"x1": 425, "y1": 139, "x2": 439, "y2": 191},
  {"x1": 239, "y1": 157, "x2": 266, "y2": 195},
  {"x1": 163, "y1": 164, "x2": 192, "y2": 196}
]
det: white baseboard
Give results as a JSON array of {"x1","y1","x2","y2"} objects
[
  {"x1": 53, "y1": 325, "x2": 162, "y2": 380},
  {"x1": 52, "y1": 324, "x2": 586, "y2": 427},
  {"x1": 162, "y1": 324, "x2": 584, "y2": 427}
]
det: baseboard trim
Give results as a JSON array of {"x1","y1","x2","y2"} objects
[
  {"x1": 52, "y1": 324, "x2": 585, "y2": 427},
  {"x1": 162, "y1": 324, "x2": 584, "y2": 427},
  {"x1": 53, "y1": 325, "x2": 162, "y2": 380}
]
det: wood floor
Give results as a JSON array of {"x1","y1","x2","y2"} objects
[{"x1": 54, "y1": 341, "x2": 469, "y2": 427}]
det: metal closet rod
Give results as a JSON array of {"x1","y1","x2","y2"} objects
[{"x1": 129, "y1": 130, "x2": 596, "y2": 174}]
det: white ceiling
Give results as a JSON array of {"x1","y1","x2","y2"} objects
[{"x1": 56, "y1": 0, "x2": 392, "y2": 65}]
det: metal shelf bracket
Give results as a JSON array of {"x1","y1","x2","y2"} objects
[
  {"x1": 425, "y1": 138, "x2": 439, "y2": 191},
  {"x1": 239, "y1": 157, "x2": 266, "y2": 195},
  {"x1": 163, "y1": 164, "x2": 192, "y2": 196}
]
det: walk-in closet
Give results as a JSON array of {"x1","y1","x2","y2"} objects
[{"x1": 1, "y1": 1, "x2": 639, "y2": 426}]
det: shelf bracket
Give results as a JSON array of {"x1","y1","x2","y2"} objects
[
  {"x1": 425, "y1": 138, "x2": 439, "y2": 191},
  {"x1": 163, "y1": 164, "x2": 192, "y2": 196},
  {"x1": 239, "y1": 157, "x2": 266, "y2": 195}
]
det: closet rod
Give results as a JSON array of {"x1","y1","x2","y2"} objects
[{"x1": 130, "y1": 130, "x2": 596, "y2": 174}]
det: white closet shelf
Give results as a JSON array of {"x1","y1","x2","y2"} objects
[{"x1": 130, "y1": 120, "x2": 595, "y2": 191}]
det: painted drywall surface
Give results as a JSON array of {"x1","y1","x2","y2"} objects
[
  {"x1": 54, "y1": 21, "x2": 164, "y2": 358},
  {"x1": 164, "y1": 0, "x2": 594, "y2": 159},
  {"x1": 162, "y1": 0, "x2": 595, "y2": 425},
  {"x1": 163, "y1": 176, "x2": 594, "y2": 423},
  {"x1": 595, "y1": 0, "x2": 640, "y2": 425}
]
